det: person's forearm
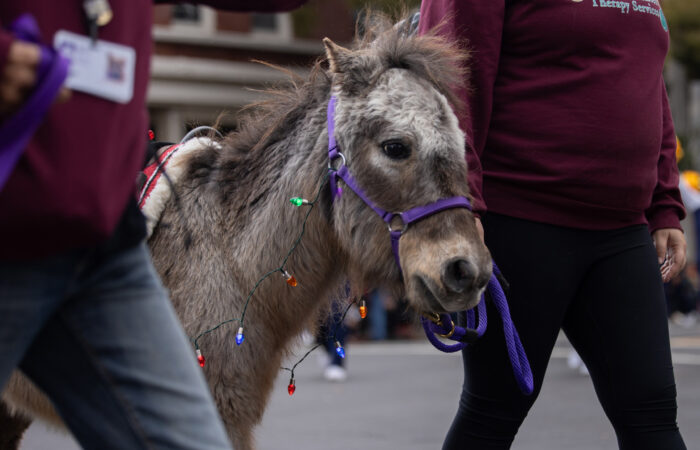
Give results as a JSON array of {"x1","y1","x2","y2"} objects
[{"x1": 646, "y1": 82, "x2": 685, "y2": 232}]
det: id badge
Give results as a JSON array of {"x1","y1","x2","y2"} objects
[{"x1": 53, "y1": 30, "x2": 135, "y2": 104}]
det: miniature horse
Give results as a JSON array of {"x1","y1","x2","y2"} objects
[{"x1": 1, "y1": 15, "x2": 490, "y2": 450}]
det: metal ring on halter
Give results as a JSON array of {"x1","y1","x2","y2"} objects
[
  {"x1": 328, "y1": 151, "x2": 346, "y2": 170},
  {"x1": 422, "y1": 312, "x2": 456, "y2": 339},
  {"x1": 423, "y1": 312, "x2": 442, "y2": 324},
  {"x1": 437, "y1": 321, "x2": 456, "y2": 338},
  {"x1": 386, "y1": 213, "x2": 408, "y2": 233}
]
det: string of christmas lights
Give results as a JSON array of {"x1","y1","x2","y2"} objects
[
  {"x1": 191, "y1": 168, "x2": 359, "y2": 395},
  {"x1": 281, "y1": 296, "x2": 360, "y2": 395}
]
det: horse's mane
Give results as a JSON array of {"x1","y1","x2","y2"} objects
[{"x1": 224, "y1": 10, "x2": 469, "y2": 156}]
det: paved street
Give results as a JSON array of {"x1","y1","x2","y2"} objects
[{"x1": 21, "y1": 322, "x2": 700, "y2": 450}]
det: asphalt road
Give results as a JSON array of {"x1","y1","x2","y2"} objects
[{"x1": 20, "y1": 322, "x2": 700, "y2": 450}]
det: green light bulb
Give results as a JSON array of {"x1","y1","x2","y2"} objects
[{"x1": 290, "y1": 197, "x2": 306, "y2": 207}]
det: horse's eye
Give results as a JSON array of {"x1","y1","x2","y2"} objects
[{"x1": 381, "y1": 141, "x2": 411, "y2": 160}]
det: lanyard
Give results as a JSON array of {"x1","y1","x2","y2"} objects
[{"x1": 82, "y1": 0, "x2": 112, "y2": 43}]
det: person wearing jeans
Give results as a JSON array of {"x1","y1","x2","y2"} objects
[{"x1": 0, "y1": 1, "x2": 308, "y2": 448}]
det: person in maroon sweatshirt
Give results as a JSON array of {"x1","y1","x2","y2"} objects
[
  {"x1": 419, "y1": 1, "x2": 687, "y2": 449},
  {"x1": 0, "y1": 1, "x2": 306, "y2": 448}
]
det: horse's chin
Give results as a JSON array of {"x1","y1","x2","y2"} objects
[{"x1": 408, "y1": 273, "x2": 483, "y2": 314}]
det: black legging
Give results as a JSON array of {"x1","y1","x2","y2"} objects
[{"x1": 443, "y1": 213, "x2": 686, "y2": 450}]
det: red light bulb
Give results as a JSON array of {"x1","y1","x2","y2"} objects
[
  {"x1": 196, "y1": 349, "x2": 205, "y2": 367},
  {"x1": 288, "y1": 379, "x2": 296, "y2": 396},
  {"x1": 148, "y1": 129, "x2": 155, "y2": 141}
]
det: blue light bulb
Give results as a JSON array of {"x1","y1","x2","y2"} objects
[
  {"x1": 236, "y1": 326, "x2": 245, "y2": 346},
  {"x1": 335, "y1": 341, "x2": 345, "y2": 359}
]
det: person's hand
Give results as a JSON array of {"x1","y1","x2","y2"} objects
[
  {"x1": 0, "y1": 40, "x2": 70, "y2": 117},
  {"x1": 0, "y1": 40, "x2": 41, "y2": 115},
  {"x1": 653, "y1": 228, "x2": 686, "y2": 283}
]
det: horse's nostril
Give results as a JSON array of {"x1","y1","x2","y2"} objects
[
  {"x1": 442, "y1": 258, "x2": 475, "y2": 293},
  {"x1": 475, "y1": 271, "x2": 490, "y2": 291}
]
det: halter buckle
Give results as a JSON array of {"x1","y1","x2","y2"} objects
[
  {"x1": 423, "y1": 312, "x2": 442, "y2": 325},
  {"x1": 422, "y1": 312, "x2": 456, "y2": 339}
]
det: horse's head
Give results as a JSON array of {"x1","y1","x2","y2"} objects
[{"x1": 324, "y1": 18, "x2": 492, "y2": 314}]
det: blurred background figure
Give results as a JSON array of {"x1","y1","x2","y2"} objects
[
  {"x1": 368, "y1": 288, "x2": 389, "y2": 341},
  {"x1": 674, "y1": 140, "x2": 700, "y2": 327},
  {"x1": 316, "y1": 303, "x2": 350, "y2": 382},
  {"x1": 665, "y1": 268, "x2": 699, "y2": 328}
]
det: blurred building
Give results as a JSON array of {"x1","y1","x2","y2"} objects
[{"x1": 149, "y1": 1, "x2": 355, "y2": 141}]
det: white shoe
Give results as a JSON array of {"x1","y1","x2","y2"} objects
[
  {"x1": 316, "y1": 351, "x2": 330, "y2": 369},
  {"x1": 300, "y1": 331, "x2": 314, "y2": 346},
  {"x1": 567, "y1": 350, "x2": 582, "y2": 370},
  {"x1": 671, "y1": 312, "x2": 697, "y2": 329},
  {"x1": 323, "y1": 365, "x2": 347, "y2": 382},
  {"x1": 578, "y1": 363, "x2": 590, "y2": 376},
  {"x1": 567, "y1": 350, "x2": 590, "y2": 376}
]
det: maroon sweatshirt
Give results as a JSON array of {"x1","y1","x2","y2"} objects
[
  {"x1": 0, "y1": 1, "x2": 307, "y2": 259},
  {"x1": 419, "y1": 0, "x2": 685, "y2": 232}
]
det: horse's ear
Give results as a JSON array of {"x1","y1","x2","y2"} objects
[{"x1": 323, "y1": 38, "x2": 353, "y2": 74}]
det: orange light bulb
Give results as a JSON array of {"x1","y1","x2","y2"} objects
[{"x1": 282, "y1": 270, "x2": 297, "y2": 287}]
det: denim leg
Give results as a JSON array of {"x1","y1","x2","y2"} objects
[
  {"x1": 17, "y1": 243, "x2": 232, "y2": 450},
  {"x1": 0, "y1": 252, "x2": 80, "y2": 388},
  {"x1": 368, "y1": 289, "x2": 387, "y2": 340}
]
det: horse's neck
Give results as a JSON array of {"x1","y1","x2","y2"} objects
[{"x1": 215, "y1": 100, "x2": 344, "y2": 321}]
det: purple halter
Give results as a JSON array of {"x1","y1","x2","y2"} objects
[
  {"x1": 327, "y1": 96, "x2": 472, "y2": 271},
  {"x1": 326, "y1": 95, "x2": 533, "y2": 395},
  {"x1": 0, "y1": 14, "x2": 69, "y2": 191}
]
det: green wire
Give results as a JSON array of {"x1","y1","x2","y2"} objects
[
  {"x1": 281, "y1": 298, "x2": 356, "y2": 381},
  {"x1": 192, "y1": 170, "x2": 331, "y2": 351}
]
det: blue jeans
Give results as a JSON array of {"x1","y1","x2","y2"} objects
[{"x1": 0, "y1": 242, "x2": 232, "y2": 449}]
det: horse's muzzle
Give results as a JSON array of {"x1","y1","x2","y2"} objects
[{"x1": 441, "y1": 257, "x2": 490, "y2": 294}]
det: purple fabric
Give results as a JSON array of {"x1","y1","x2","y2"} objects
[
  {"x1": 334, "y1": 164, "x2": 389, "y2": 218},
  {"x1": 396, "y1": 196, "x2": 472, "y2": 225},
  {"x1": 389, "y1": 230, "x2": 402, "y2": 272},
  {"x1": 418, "y1": 0, "x2": 684, "y2": 232},
  {"x1": 0, "y1": 14, "x2": 68, "y2": 191}
]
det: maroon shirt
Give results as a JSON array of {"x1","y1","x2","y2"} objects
[
  {"x1": 419, "y1": 0, "x2": 685, "y2": 232},
  {"x1": 0, "y1": 1, "x2": 307, "y2": 259}
]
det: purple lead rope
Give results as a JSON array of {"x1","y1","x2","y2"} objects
[
  {"x1": 327, "y1": 95, "x2": 533, "y2": 395},
  {"x1": 0, "y1": 14, "x2": 69, "y2": 191},
  {"x1": 421, "y1": 264, "x2": 534, "y2": 395}
]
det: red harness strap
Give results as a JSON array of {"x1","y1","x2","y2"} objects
[{"x1": 138, "y1": 144, "x2": 180, "y2": 209}]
